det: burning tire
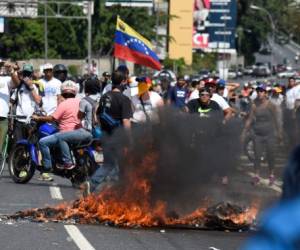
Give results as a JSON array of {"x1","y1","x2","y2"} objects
[{"x1": 8, "y1": 144, "x2": 35, "y2": 184}]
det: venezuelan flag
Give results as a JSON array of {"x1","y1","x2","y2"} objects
[{"x1": 114, "y1": 16, "x2": 161, "y2": 71}]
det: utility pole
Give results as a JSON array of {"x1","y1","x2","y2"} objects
[
  {"x1": 44, "y1": 0, "x2": 48, "y2": 62},
  {"x1": 87, "y1": 0, "x2": 92, "y2": 73}
]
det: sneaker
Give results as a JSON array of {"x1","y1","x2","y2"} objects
[
  {"x1": 269, "y1": 175, "x2": 275, "y2": 186},
  {"x1": 221, "y1": 176, "x2": 229, "y2": 185},
  {"x1": 80, "y1": 181, "x2": 91, "y2": 197},
  {"x1": 57, "y1": 163, "x2": 75, "y2": 170},
  {"x1": 63, "y1": 163, "x2": 75, "y2": 170},
  {"x1": 38, "y1": 173, "x2": 53, "y2": 182},
  {"x1": 18, "y1": 170, "x2": 28, "y2": 178},
  {"x1": 251, "y1": 175, "x2": 260, "y2": 186}
]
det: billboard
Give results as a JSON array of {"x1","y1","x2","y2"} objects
[
  {"x1": 0, "y1": 1, "x2": 38, "y2": 18},
  {"x1": 105, "y1": 0, "x2": 153, "y2": 7},
  {"x1": 193, "y1": 0, "x2": 237, "y2": 53}
]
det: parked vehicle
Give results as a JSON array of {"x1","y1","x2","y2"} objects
[
  {"x1": 253, "y1": 65, "x2": 272, "y2": 77},
  {"x1": 243, "y1": 66, "x2": 254, "y2": 75},
  {"x1": 277, "y1": 70, "x2": 298, "y2": 78},
  {"x1": 228, "y1": 70, "x2": 237, "y2": 79}
]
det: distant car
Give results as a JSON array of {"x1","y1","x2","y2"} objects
[
  {"x1": 243, "y1": 66, "x2": 253, "y2": 75},
  {"x1": 276, "y1": 64, "x2": 287, "y2": 73},
  {"x1": 253, "y1": 66, "x2": 272, "y2": 77},
  {"x1": 198, "y1": 69, "x2": 210, "y2": 79},
  {"x1": 228, "y1": 70, "x2": 237, "y2": 79},
  {"x1": 277, "y1": 70, "x2": 298, "y2": 78},
  {"x1": 259, "y1": 47, "x2": 272, "y2": 55}
]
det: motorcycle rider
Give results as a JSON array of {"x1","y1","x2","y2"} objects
[
  {"x1": 32, "y1": 80, "x2": 81, "y2": 181},
  {"x1": 56, "y1": 78, "x2": 101, "y2": 169},
  {"x1": 53, "y1": 64, "x2": 68, "y2": 83}
]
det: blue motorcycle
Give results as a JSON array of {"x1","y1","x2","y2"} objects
[{"x1": 8, "y1": 118, "x2": 99, "y2": 186}]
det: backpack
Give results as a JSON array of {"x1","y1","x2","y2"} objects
[
  {"x1": 83, "y1": 96, "x2": 102, "y2": 138},
  {"x1": 97, "y1": 92, "x2": 121, "y2": 130}
]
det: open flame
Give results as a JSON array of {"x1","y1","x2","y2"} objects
[{"x1": 10, "y1": 149, "x2": 259, "y2": 230}]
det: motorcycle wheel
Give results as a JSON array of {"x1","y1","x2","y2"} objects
[
  {"x1": 70, "y1": 152, "x2": 98, "y2": 188},
  {"x1": 8, "y1": 144, "x2": 35, "y2": 184}
]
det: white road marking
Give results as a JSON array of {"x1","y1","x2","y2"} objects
[
  {"x1": 64, "y1": 225, "x2": 95, "y2": 250},
  {"x1": 49, "y1": 186, "x2": 63, "y2": 200}
]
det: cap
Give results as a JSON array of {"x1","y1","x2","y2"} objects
[
  {"x1": 217, "y1": 79, "x2": 226, "y2": 86},
  {"x1": 22, "y1": 64, "x2": 34, "y2": 73},
  {"x1": 256, "y1": 83, "x2": 267, "y2": 91},
  {"x1": 273, "y1": 87, "x2": 283, "y2": 93},
  {"x1": 102, "y1": 71, "x2": 111, "y2": 77},
  {"x1": 43, "y1": 63, "x2": 53, "y2": 71}
]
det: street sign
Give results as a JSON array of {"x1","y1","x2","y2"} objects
[
  {"x1": 0, "y1": 1, "x2": 38, "y2": 18},
  {"x1": 105, "y1": 0, "x2": 153, "y2": 7},
  {"x1": 0, "y1": 18, "x2": 4, "y2": 33}
]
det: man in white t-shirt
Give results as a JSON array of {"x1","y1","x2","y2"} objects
[
  {"x1": 0, "y1": 67, "x2": 13, "y2": 158},
  {"x1": 206, "y1": 80, "x2": 232, "y2": 121},
  {"x1": 131, "y1": 77, "x2": 164, "y2": 124},
  {"x1": 39, "y1": 63, "x2": 62, "y2": 115}
]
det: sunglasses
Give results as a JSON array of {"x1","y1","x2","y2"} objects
[{"x1": 200, "y1": 93, "x2": 210, "y2": 97}]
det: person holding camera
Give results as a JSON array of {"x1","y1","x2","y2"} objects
[{"x1": 11, "y1": 64, "x2": 42, "y2": 142}]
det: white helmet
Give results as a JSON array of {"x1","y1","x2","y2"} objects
[{"x1": 61, "y1": 80, "x2": 77, "y2": 96}]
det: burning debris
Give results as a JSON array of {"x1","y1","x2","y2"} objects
[
  {"x1": 9, "y1": 201, "x2": 257, "y2": 231},
  {"x1": 8, "y1": 109, "x2": 258, "y2": 231}
]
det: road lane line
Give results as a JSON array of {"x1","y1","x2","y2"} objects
[
  {"x1": 64, "y1": 225, "x2": 95, "y2": 250},
  {"x1": 49, "y1": 186, "x2": 63, "y2": 200}
]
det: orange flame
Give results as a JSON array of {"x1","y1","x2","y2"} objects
[{"x1": 16, "y1": 150, "x2": 259, "y2": 228}]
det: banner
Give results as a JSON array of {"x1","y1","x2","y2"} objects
[{"x1": 193, "y1": 0, "x2": 237, "y2": 52}]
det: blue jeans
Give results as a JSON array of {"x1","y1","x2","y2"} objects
[
  {"x1": 39, "y1": 133, "x2": 60, "y2": 171},
  {"x1": 57, "y1": 128, "x2": 92, "y2": 164},
  {"x1": 90, "y1": 138, "x2": 119, "y2": 192}
]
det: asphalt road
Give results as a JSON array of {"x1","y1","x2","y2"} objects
[
  {"x1": 0, "y1": 147, "x2": 284, "y2": 250},
  {"x1": 0, "y1": 40, "x2": 294, "y2": 250}
]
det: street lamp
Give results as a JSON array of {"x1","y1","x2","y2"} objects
[{"x1": 250, "y1": 4, "x2": 276, "y2": 67}]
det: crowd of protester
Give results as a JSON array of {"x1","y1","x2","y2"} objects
[{"x1": 1, "y1": 60, "x2": 300, "y2": 194}]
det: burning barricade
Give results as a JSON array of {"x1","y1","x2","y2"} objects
[{"x1": 8, "y1": 109, "x2": 258, "y2": 230}]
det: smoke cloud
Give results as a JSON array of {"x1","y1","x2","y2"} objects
[{"x1": 113, "y1": 107, "x2": 244, "y2": 215}]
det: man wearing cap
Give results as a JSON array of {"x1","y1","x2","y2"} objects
[
  {"x1": 186, "y1": 87, "x2": 221, "y2": 119},
  {"x1": 131, "y1": 77, "x2": 164, "y2": 124},
  {"x1": 242, "y1": 83, "x2": 282, "y2": 186},
  {"x1": 11, "y1": 64, "x2": 41, "y2": 142},
  {"x1": 39, "y1": 63, "x2": 62, "y2": 115},
  {"x1": 206, "y1": 79, "x2": 232, "y2": 121},
  {"x1": 101, "y1": 72, "x2": 111, "y2": 92},
  {"x1": 102, "y1": 65, "x2": 131, "y2": 98}
]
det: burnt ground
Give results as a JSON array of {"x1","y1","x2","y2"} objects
[{"x1": 0, "y1": 149, "x2": 283, "y2": 250}]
